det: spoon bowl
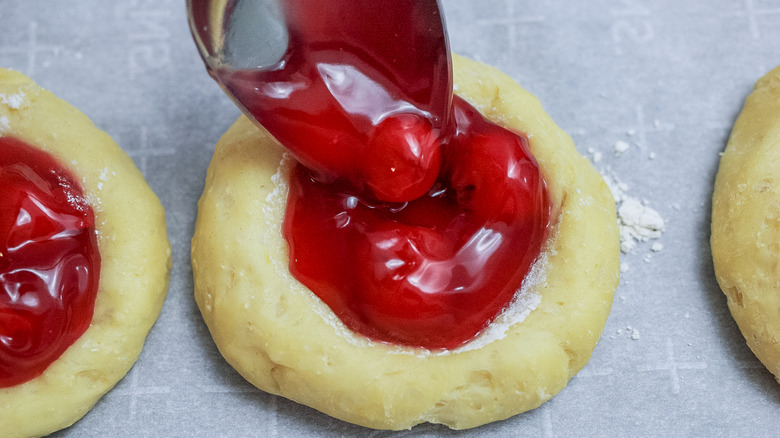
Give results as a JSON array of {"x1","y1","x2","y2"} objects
[{"x1": 187, "y1": 0, "x2": 289, "y2": 72}]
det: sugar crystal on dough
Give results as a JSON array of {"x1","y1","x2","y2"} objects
[
  {"x1": 98, "y1": 167, "x2": 112, "y2": 181},
  {"x1": 0, "y1": 89, "x2": 25, "y2": 109}
]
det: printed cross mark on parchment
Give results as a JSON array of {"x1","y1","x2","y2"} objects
[
  {"x1": 722, "y1": 0, "x2": 780, "y2": 39},
  {"x1": 109, "y1": 367, "x2": 171, "y2": 420},
  {"x1": 609, "y1": 104, "x2": 675, "y2": 152},
  {"x1": 475, "y1": 0, "x2": 544, "y2": 52},
  {"x1": 637, "y1": 337, "x2": 707, "y2": 394},
  {"x1": 124, "y1": 126, "x2": 177, "y2": 175},
  {"x1": 201, "y1": 385, "x2": 280, "y2": 437},
  {"x1": 541, "y1": 404, "x2": 554, "y2": 438},
  {"x1": 568, "y1": 103, "x2": 675, "y2": 156},
  {"x1": 0, "y1": 22, "x2": 62, "y2": 76}
]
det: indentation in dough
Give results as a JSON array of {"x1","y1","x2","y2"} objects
[
  {"x1": 729, "y1": 286, "x2": 744, "y2": 308},
  {"x1": 376, "y1": 370, "x2": 406, "y2": 380},
  {"x1": 421, "y1": 369, "x2": 498, "y2": 420},
  {"x1": 467, "y1": 370, "x2": 495, "y2": 392},
  {"x1": 761, "y1": 203, "x2": 780, "y2": 270},
  {"x1": 562, "y1": 345, "x2": 579, "y2": 374},
  {"x1": 766, "y1": 200, "x2": 780, "y2": 219},
  {"x1": 75, "y1": 369, "x2": 110, "y2": 386},
  {"x1": 260, "y1": 350, "x2": 289, "y2": 394},
  {"x1": 275, "y1": 294, "x2": 287, "y2": 318},
  {"x1": 486, "y1": 86, "x2": 502, "y2": 115},
  {"x1": 559, "y1": 188, "x2": 569, "y2": 210},
  {"x1": 756, "y1": 177, "x2": 774, "y2": 193}
]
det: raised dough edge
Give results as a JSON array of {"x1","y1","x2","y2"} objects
[
  {"x1": 191, "y1": 54, "x2": 619, "y2": 430},
  {"x1": 0, "y1": 68, "x2": 172, "y2": 437},
  {"x1": 711, "y1": 65, "x2": 780, "y2": 382}
]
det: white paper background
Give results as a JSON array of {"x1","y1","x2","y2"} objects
[{"x1": 1, "y1": 0, "x2": 779, "y2": 436}]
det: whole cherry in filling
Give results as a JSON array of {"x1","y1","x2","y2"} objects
[
  {"x1": 0, "y1": 137, "x2": 101, "y2": 387},
  {"x1": 207, "y1": 0, "x2": 550, "y2": 349}
]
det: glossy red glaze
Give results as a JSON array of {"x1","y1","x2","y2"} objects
[
  {"x1": 284, "y1": 97, "x2": 550, "y2": 349},
  {"x1": 0, "y1": 137, "x2": 100, "y2": 387},
  {"x1": 212, "y1": 0, "x2": 550, "y2": 349}
]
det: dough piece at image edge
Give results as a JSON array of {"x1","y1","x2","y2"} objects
[
  {"x1": 712, "y1": 65, "x2": 780, "y2": 382},
  {"x1": 191, "y1": 55, "x2": 620, "y2": 430},
  {"x1": 0, "y1": 69, "x2": 172, "y2": 437}
]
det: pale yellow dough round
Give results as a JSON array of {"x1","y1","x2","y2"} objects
[
  {"x1": 712, "y1": 65, "x2": 780, "y2": 382},
  {"x1": 192, "y1": 55, "x2": 619, "y2": 430},
  {"x1": 0, "y1": 69, "x2": 171, "y2": 437}
]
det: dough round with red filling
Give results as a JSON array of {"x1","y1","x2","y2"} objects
[
  {"x1": 0, "y1": 69, "x2": 171, "y2": 437},
  {"x1": 712, "y1": 65, "x2": 780, "y2": 382},
  {"x1": 191, "y1": 55, "x2": 619, "y2": 429}
]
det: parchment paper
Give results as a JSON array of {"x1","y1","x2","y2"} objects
[{"x1": 2, "y1": 0, "x2": 779, "y2": 436}]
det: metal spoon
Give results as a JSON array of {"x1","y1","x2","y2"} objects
[{"x1": 187, "y1": 0, "x2": 289, "y2": 73}]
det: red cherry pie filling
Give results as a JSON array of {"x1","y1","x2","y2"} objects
[
  {"x1": 0, "y1": 137, "x2": 100, "y2": 387},
  {"x1": 208, "y1": 0, "x2": 551, "y2": 350}
]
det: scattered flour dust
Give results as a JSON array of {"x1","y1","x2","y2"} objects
[
  {"x1": 613, "y1": 140, "x2": 630, "y2": 156},
  {"x1": 587, "y1": 147, "x2": 603, "y2": 163},
  {"x1": 602, "y1": 171, "x2": 665, "y2": 254},
  {"x1": 615, "y1": 326, "x2": 641, "y2": 340},
  {"x1": 586, "y1": 135, "x2": 666, "y2": 278},
  {"x1": 600, "y1": 167, "x2": 663, "y2": 342}
]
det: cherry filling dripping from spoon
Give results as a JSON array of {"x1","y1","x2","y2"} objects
[
  {"x1": 0, "y1": 137, "x2": 101, "y2": 386},
  {"x1": 189, "y1": 0, "x2": 551, "y2": 349},
  {"x1": 193, "y1": 0, "x2": 451, "y2": 202}
]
